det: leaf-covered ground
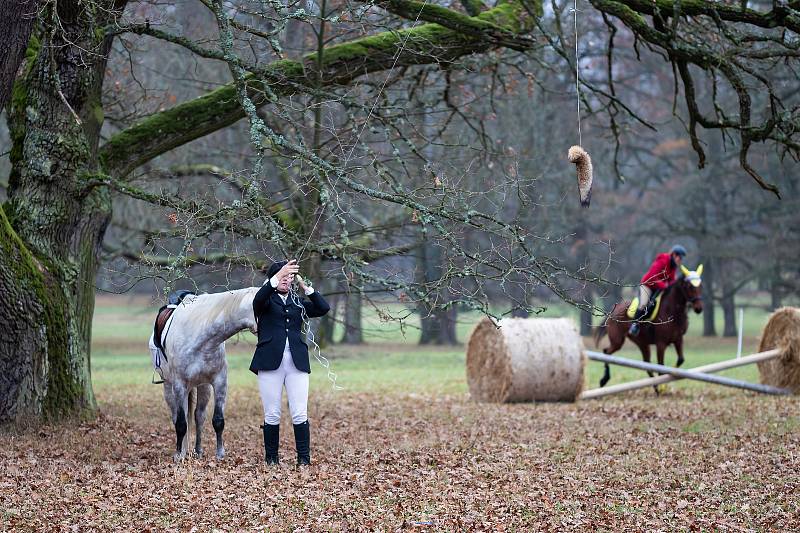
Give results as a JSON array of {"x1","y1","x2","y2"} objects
[{"x1": 1, "y1": 386, "x2": 798, "y2": 531}]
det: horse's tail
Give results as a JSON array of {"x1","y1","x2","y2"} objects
[
  {"x1": 594, "y1": 311, "x2": 612, "y2": 387},
  {"x1": 593, "y1": 318, "x2": 608, "y2": 348}
]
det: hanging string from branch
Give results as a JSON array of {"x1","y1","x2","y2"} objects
[
  {"x1": 567, "y1": 0, "x2": 593, "y2": 208},
  {"x1": 572, "y1": 0, "x2": 582, "y2": 148}
]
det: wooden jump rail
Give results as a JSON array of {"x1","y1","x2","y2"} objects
[{"x1": 581, "y1": 349, "x2": 790, "y2": 399}]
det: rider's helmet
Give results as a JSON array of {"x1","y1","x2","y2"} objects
[
  {"x1": 670, "y1": 244, "x2": 687, "y2": 258},
  {"x1": 266, "y1": 260, "x2": 288, "y2": 279}
]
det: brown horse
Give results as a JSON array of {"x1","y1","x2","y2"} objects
[{"x1": 594, "y1": 265, "x2": 704, "y2": 389}]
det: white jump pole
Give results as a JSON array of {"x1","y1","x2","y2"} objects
[
  {"x1": 580, "y1": 348, "x2": 784, "y2": 400},
  {"x1": 737, "y1": 307, "x2": 744, "y2": 358}
]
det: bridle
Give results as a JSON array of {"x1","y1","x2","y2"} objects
[{"x1": 678, "y1": 280, "x2": 703, "y2": 305}]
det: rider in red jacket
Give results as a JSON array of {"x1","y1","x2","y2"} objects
[{"x1": 629, "y1": 244, "x2": 686, "y2": 336}]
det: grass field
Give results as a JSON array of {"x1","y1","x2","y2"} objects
[
  {"x1": 1, "y1": 294, "x2": 798, "y2": 530},
  {"x1": 89, "y1": 293, "x2": 777, "y2": 394}
]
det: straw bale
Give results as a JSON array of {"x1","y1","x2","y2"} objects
[
  {"x1": 758, "y1": 307, "x2": 800, "y2": 393},
  {"x1": 466, "y1": 317, "x2": 585, "y2": 402}
]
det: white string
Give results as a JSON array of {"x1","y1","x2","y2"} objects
[
  {"x1": 293, "y1": 1, "x2": 431, "y2": 264},
  {"x1": 284, "y1": 5, "x2": 432, "y2": 390},
  {"x1": 289, "y1": 286, "x2": 343, "y2": 391},
  {"x1": 341, "y1": 0, "x2": 429, "y2": 166},
  {"x1": 571, "y1": 0, "x2": 582, "y2": 147}
]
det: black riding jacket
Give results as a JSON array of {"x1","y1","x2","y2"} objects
[{"x1": 249, "y1": 281, "x2": 330, "y2": 374}]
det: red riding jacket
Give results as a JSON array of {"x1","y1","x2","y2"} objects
[{"x1": 641, "y1": 252, "x2": 677, "y2": 290}]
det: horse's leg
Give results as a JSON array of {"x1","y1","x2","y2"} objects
[
  {"x1": 655, "y1": 342, "x2": 667, "y2": 368},
  {"x1": 600, "y1": 311, "x2": 626, "y2": 387},
  {"x1": 211, "y1": 370, "x2": 228, "y2": 460},
  {"x1": 637, "y1": 344, "x2": 662, "y2": 396},
  {"x1": 652, "y1": 342, "x2": 669, "y2": 396},
  {"x1": 171, "y1": 380, "x2": 190, "y2": 462},
  {"x1": 599, "y1": 363, "x2": 611, "y2": 388},
  {"x1": 193, "y1": 384, "x2": 212, "y2": 457},
  {"x1": 674, "y1": 339, "x2": 685, "y2": 368},
  {"x1": 162, "y1": 382, "x2": 179, "y2": 456},
  {"x1": 638, "y1": 343, "x2": 654, "y2": 379}
]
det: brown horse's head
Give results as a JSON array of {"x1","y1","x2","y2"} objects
[{"x1": 679, "y1": 264, "x2": 704, "y2": 314}]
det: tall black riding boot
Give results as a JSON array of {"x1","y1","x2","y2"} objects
[
  {"x1": 262, "y1": 423, "x2": 280, "y2": 465},
  {"x1": 628, "y1": 307, "x2": 648, "y2": 336},
  {"x1": 293, "y1": 420, "x2": 311, "y2": 466}
]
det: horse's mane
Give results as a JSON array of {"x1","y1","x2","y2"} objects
[
  {"x1": 660, "y1": 278, "x2": 691, "y2": 328},
  {"x1": 663, "y1": 277, "x2": 689, "y2": 300}
]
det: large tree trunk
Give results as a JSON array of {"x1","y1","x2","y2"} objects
[
  {"x1": 419, "y1": 304, "x2": 457, "y2": 345},
  {"x1": 721, "y1": 293, "x2": 737, "y2": 338},
  {"x1": 0, "y1": 208, "x2": 66, "y2": 422},
  {"x1": 301, "y1": 256, "x2": 336, "y2": 348},
  {"x1": 702, "y1": 257, "x2": 717, "y2": 337},
  {"x1": 416, "y1": 102, "x2": 457, "y2": 346},
  {"x1": 606, "y1": 282, "x2": 623, "y2": 310},
  {"x1": 770, "y1": 263, "x2": 783, "y2": 311},
  {"x1": 720, "y1": 272, "x2": 737, "y2": 338},
  {"x1": 0, "y1": 0, "x2": 40, "y2": 110},
  {"x1": 1, "y1": 2, "x2": 117, "y2": 423},
  {"x1": 315, "y1": 276, "x2": 337, "y2": 348},
  {"x1": 341, "y1": 286, "x2": 363, "y2": 344},
  {"x1": 417, "y1": 238, "x2": 458, "y2": 345}
]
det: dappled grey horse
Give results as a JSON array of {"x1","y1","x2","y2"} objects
[{"x1": 148, "y1": 287, "x2": 258, "y2": 461}]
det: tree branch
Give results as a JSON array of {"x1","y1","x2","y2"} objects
[
  {"x1": 99, "y1": 1, "x2": 539, "y2": 177},
  {"x1": 614, "y1": 0, "x2": 800, "y2": 34},
  {"x1": 368, "y1": 0, "x2": 537, "y2": 51}
]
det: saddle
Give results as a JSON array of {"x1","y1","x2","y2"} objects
[
  {"x1": 626, "y1": 291, "x2": 663, "y2": 321},
  {"x1": 152, "y1": 290, "x2": 195, "y2": 361}
]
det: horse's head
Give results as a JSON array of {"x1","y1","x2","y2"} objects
[{"x1": 679, "y1": 264, "x2": 704, "y2": 314}]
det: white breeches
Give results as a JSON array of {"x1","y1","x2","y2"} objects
[
  {"x1": 637, "y1": 285, "x2": 653, "y2": 311},
  {"x1": 257, "y1": 341, "x2": 309, "y2": 425}
]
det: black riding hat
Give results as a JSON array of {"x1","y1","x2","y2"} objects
[
  {"x1": 266, "y1": 260, "x2": 288, "y2": 279},
  {"x1": 670, "y1": 244, "x2": 687, "y2": 257}
]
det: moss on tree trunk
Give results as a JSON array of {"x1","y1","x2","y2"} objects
[{"x1": 1, "y1": 3, "x2": 116, "y2": 424}]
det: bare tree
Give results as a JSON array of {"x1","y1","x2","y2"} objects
[{"x1": 2, "y1": 0, "x2": 799, "y2": 423}]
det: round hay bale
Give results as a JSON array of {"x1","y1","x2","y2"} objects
[
  {"x1": 466, "y1": 317, "x2": 586, "y2": 403},
  {"x1": 758, "y1": 306, "x2": 800, "y2": 394}
]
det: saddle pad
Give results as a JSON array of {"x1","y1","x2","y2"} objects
[
  {"x1": 150, "y1": 310, "x2": 178, "y2": 370},
  {"x1": 626, "y1": 292, "x2": 663, "y2": 321},
  {"x1": 152, "y1": 291, "x2": 195, "y2": 356}
]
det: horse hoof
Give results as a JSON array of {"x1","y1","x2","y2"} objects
[
  {"x1": 599, "y1": 376, "x2": 609, "y2": 387},
  {"x1": 677, "y1": 358, "x2": 684, "y2": 368},
  {"x1": 216, "y1": 449, "x2": 226, "y2": 460},
  {"x1": 173, "y1": 452, "x2": 186, "y2": 463},
  {"x1": 193, "y1": 448, "x2": 203, "y2": 458}
]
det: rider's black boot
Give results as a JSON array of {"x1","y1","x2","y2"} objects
[
  {"x1": 628, "y1": 306, "x2": 649, "y2": 336},
  {"x1": 293, "y1": 420, "x2": 311, "y2": 466},
  {"x1": 262, "y1": 423, "x2": 280, "y2": 465}
]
